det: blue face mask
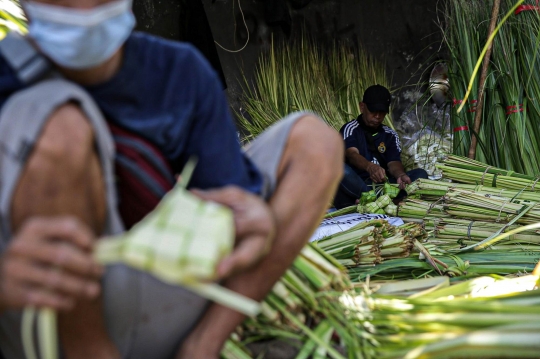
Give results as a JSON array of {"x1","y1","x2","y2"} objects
[{"x1": 24, "y1": 0, "x2": 136, "y2": 70}]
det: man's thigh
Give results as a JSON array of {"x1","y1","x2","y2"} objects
[
  {"x1": 0, "y1": 79, "x2": 127, "y2": 358},
  {"x1": 339, "y1": 163, "x2": 370, "y2": 196},
  {"x1": 0, "y1": 78, "x2": 123, "y2": 243}
]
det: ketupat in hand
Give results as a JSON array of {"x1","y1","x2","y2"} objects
[
  {"x1": 191, "y1": 186, "x2": 275, "y2": 280},
  {"x1": 95, "y1": 183, "x2": 236, "y2": 284},
  {"x1": 94, "y1": 178, "x2": 261, "y2": 316}
]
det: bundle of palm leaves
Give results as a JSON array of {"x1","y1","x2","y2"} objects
[
  {"x1": 237, "y1": 37, "x2": 392, "y2": 140},
  {"x1": 443, "y1": 0, "x2": 540, "y2": 176}
]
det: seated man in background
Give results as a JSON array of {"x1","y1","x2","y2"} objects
[
  {"x1": 0, "y1": 0, "x2": 343, "y2": 358},
  {"x1": 334, "y1": 85, "x2": 428, "y2": 209}
]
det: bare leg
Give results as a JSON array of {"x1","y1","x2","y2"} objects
[
  {"x1": 11, "y1": 103, "x2": 119, "y2": 358},
  {"x1": 177, "y1": 115, "x2": 344, "y2": 358}
]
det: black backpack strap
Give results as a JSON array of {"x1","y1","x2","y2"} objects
[{"x1": 0, "y1": 32, "x2": 52, "y2": 85}]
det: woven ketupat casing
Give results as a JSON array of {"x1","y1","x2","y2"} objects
[
  {"x1": 365, "y1": 202, "x2": 380, "y2": 213},
  {"x1": 360, "y1": 190, "x2": 377, "y2": 205},
  {"x1": 384, "y1": 183, "x2": 400, "y2": 199},
  {"x1": 385, "y1": 204, "x2": 398, "y2": 216},
  {"x1": 375, "y1": 194, "x2": 391, "y2": 209},
  {"x1": 93, "y1": 161, "x2": 261, "y2": 317},
  {"x1": 96, "y1": 184, "x2": 235, "y2": 284}
]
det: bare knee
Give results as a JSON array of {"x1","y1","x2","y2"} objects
[
  {"x1": 11, "y1": 103, "x2": 106, "y2": 233},
  {"x1": 33, "y1": 103, "x2": 95, "y2": 170},
  {"x1": 287, "y1": 115, "x2": 344, "y2": 178}
]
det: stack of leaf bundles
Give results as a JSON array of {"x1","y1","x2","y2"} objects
[{"x1": 312, "y1": 220, "x2": 427, "y2": 267}]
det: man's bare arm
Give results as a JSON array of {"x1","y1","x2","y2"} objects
[
  {"x1": 176, "y1": 116, "x2": 344, "y2": 359},
  {"x1": 346, "y1": 147, "x2": 386, "y2": 183},
  {"x1": 387, "y1": 161, "x2": 410, "y2": 189}
]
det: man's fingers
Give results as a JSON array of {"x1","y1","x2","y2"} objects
[
  {"x1": 0, "y1": 281, "x2": 75, "y2": 311},
  {"x1": 5, "y1": 260, "x2": 100, "y2": 299},
  {"x1": 9, "y1": 240, "x2": 103, "y2": 278},
  {"x1": 216, "y1": 237, "x2": 269, "y2": 279},
  {"x1": 370, "y1": 167, "x2": 386, "y2": 183},
  {"x1": 25, "y1": 288, "x2": 75, "y2": 311},
  {"x1": 234, "y1": 213, "x2": 274, "y2": 241},
  {"x1": 18, "y1": 217, "x2": 95, "y2": 250},
  {"x1": 194, "y1": 187, "x2": 274, "y2": 238},
  {"x1": 372, "y1": 173, "x2": 385, "y2": 183},
  {"x1": 192, "y1": 186, "x2": 275, "y2": 280}
]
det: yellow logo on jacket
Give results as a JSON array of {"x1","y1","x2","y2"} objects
[{"x1": 378, "y1": 142, "x2": 386, "y2": 153}]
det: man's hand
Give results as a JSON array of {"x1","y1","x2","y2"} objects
[
  {"x1": 192, "y1": 186, "x2": 275, "y2": 279},
  {"x1": 366, "y1": 163, "x2": 387, "y2": 183},
  {"x1": 397, "y1": 174, "x2": 412, "y2": 190},
  {"x1": 0, "y1": 217, "x2": 103, "y2": 312}
]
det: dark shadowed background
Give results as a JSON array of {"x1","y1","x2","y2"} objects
[{"x1": 133, "y1": 0, "x2": 445, "y2": 125}]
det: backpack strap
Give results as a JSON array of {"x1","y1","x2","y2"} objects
[{"x1": 0, "y1": 32, "x2": 52, "y2": 85}]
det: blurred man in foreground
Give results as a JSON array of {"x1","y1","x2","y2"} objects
[{"x1": 0, "y1": 0, "x2": 343, "y2": 358}]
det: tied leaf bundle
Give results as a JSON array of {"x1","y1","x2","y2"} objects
[
  {"x1": 351, "y1": 250, "x2": 539, "y2": 282},
  {"x1": 426, "y1": 218, "x2": 540, "y2": 252},
  {"x1": 436, "y1": 155, "x2": 540, "y2": 191},
  {"x1": 397, "y1": 198, "x2": 448, "y2": 221},
  {"x1": 313, "y1": 220, "x2": 425, "y2": 267},
  {"x1": 231, "y1": 253, "x2": 540, "y2": 359},
  {"x1": 403, "y1": 177, "x2": 540, "y2": 244},
  {"x1": 444, "y1": 0, "x2": 540, "y2": 176},
  {"x1": 360, "y1": 274, "x2": 540, "y2": 359}
]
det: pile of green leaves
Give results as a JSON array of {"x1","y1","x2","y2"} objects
[{"x1": 443, "y1": 0, "x2": 540, "y2": 176}]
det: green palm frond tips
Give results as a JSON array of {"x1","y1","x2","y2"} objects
[
  {"x1": 0, "y1": 0, "x2": 27, "y2": 39},
  {"x1": 238, "y1": 37, "x2": 393, "y2": 139}
]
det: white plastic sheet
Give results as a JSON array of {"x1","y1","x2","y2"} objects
[{"x1": 309, "y1": 213, "x2": 405, "y2": 242}]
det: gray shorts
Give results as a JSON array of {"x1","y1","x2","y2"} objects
[{"x1": 0, "y1": 79, "x2": 312, "y2": 359}]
